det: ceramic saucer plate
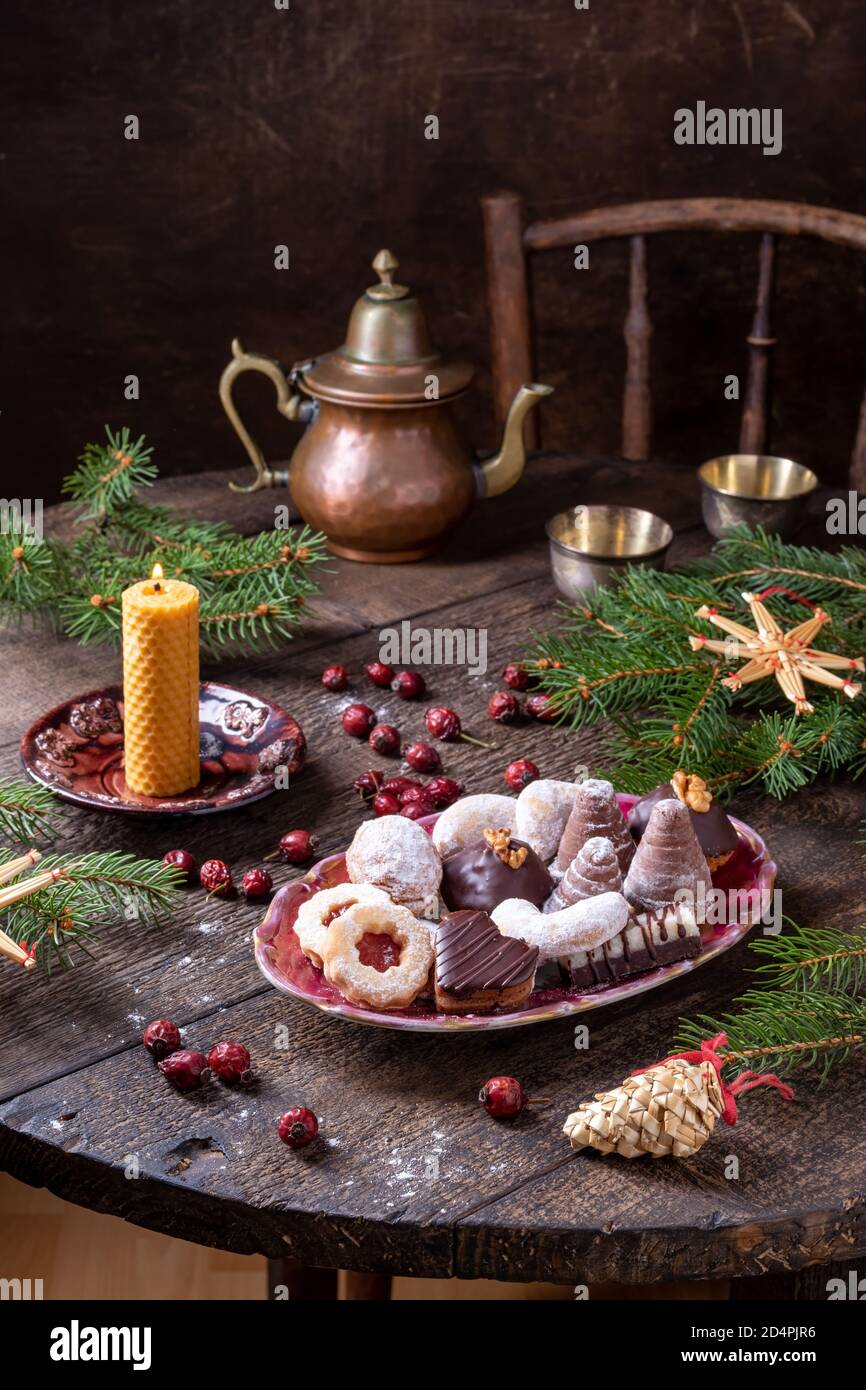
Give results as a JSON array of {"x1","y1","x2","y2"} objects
[
  {"x1": 21, "y1": 682, "x2": 305, "y2": 815},
  {"x1": 254, "y1": 797, "x2": 777, "y2": 1033}
]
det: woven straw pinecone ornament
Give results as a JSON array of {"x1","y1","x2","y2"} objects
[{"x1": 563, "y1": 1034, "x2": 794, "y2": 1160}]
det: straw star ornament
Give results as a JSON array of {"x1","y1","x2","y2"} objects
[{"x1": 689, "y1": 590, "x2": 864, "y2": 715}]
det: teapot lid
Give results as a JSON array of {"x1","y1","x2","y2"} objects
[{"x1": 299, "y1": 250, "x2": 474, "y2": 406}]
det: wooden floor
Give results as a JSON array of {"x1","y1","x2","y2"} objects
[{"x1": 2, "y1": 1173, "x2": 728, "y2": 1299}]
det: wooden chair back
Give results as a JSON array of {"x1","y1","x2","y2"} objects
[{"x1": 481, "y1": 193, "x2": 866, "y2": 487}]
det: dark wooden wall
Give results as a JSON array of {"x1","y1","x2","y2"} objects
[{"x1": 4, "y1": 0, "x2": 866, "y2": 503}]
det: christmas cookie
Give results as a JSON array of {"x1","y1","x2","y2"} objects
[
  {"x1": 441, "y1": 828, "x2": 552, "y2": 913},
  {"x1": 434, "y1": 908, "x2": 538, "y2": 1014},
  {"x1": 546, "y1": 835, "x2": 622, "y2": 912},
  {"x1": 295, "y1": 882, "x2": 392, "y2": 968},
  {"x1": 431, "y1": 793, "x2": 516, "y2": 860},
  {"x1": 492, "y1": 890, "x2": 629, "y2": 962},
  {"x1": 554, "y1": 778, "x2": 634, "y2": 878},
  {"x1": 623, "y1": 798, "x2": 712, "y2": 917},
  {"x1": 514, "y1": 778, "x2": 577, "y2": 862},
  {"x1": 563, "y1": 903, "x2": 702, "y2": 990},
  {"x1": 346, "y1": 814, "x2": 442, "y2": 915},
  {"x1": 322, "y1": 901, "x2": 434, "y2": 1010},
  {"x1": 628, "y1": 771, "x2": 738, "y2": 870}
]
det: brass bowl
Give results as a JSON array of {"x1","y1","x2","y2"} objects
[
  {"x1": 546, "y1": 505, "x2": 674, "y2": 600},
  {"x1": 699, "y1": 454, "x2": 818, "y2": 540}
]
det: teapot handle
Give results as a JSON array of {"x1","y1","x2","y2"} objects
[{"x1": 219, "y1": 338, "x2": 314, "y2": 493}]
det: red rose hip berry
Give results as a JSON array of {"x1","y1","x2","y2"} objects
[
  {"x1": 159, "y1": 1049, "x2": 210, "y2": 1091},
  {"x1": 276, "y1": 830, "x2": 318, "y2": 864},
  {"x1": 404, "y1": 740, "x2": 441, "y2": 773},
  {"x1": 365, "y1": 660, "x2": 395, "y2": 688},
  {"x1": 353, "y1": 769, "x2": 385, "y2": 802},
  {"x1": 242, "y1": 867, "x2": 273, "y2": 899},
  {"x1": 501, "y1": 662, "x2": 530, "y2": 691},
  {"x1": 479, "y1": 1075, "x2": 526, "y2": 1119},
  {"x1": 398, "y1": 784, "x2": 432, "y2": 806},
  {"x1": 526, "y1": 692, "x2": 557, "y2": 722},
  {"x1": 504, "y1": 758, "x2": 540, "y2": 792},
  {"x1": 208, "y1": 1040, "x2": 253, "y2": 1085},
  {"x1": 425, "y1": 775, "x2": 464, "y2": 808},
  {"x1": 143, "y1": 1018, "x2": 181, "y2": 1060},
  {"x1": 488, "y1": 691, "x2": 521, "y2": 724},
  {"x1": 391, "y1": 669, "x2": 426, "y2": 700},
  {"x1": 425, "y1": 706, "x2": 462, "y2": 741},
  {"x1": 199, "y1": 859, "x2": 232, "y2": 895},
  {"x1": 321, "y1": 664, "x2": 348, "y2": 692},
  {"x1": 382, "y1": 776, "x2": 421, "y2": 795},
  {"x1": 278, "y1": 1107, "x2": 319, "y2": 1148},
  {"x1": 163, "y1": 849, "x2": 196, "y2": 880},
  {"x1": 425, "y1": 706, "x2": 491, "y2": 748},
  {"x1": 341, "y1": 703, "x2": 377, "y2": 738},
  {"x1": 372, "y1": 791, "x2": 401, "y2": 817},
  {"x1": 368, "y1": 723, "x2": 401, "y2": 757},
  {"x1": 400, "y1": 798, "x2": 436, "y2": 820}
]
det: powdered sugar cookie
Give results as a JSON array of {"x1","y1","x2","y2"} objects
[
  {"x1": 323, "y1": 901, "x2": 434, "y2": 1010},
  {"x1": 347, "y1": 815, "x2": 441, "y2": 910},
  {"x1": 295, "y1": 882, "x2": 392, "y2": 968},
  {"x1": 431, "y1": 794, "x2": 516, "y2": 860},
  {"x1": 514, "y1": 779, "x2": 576, "y2": 863},
  {"x1": 492, "y1": 890, "x2": 629, "y2": 962}
]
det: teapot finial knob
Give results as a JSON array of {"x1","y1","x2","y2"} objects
[{"x1": 368, "y1": 249, "x2": 409, "y2": 301}]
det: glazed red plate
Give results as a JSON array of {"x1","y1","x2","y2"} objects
[
  {"x1": 254, "y1": 797, "x2": 777, "y2": 1032},
  {"x1": 21, "y1": 682, "x2": 305, "y2": 815}
]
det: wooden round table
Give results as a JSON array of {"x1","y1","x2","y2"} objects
[{"x1": 1, "y1": 457, "x2": 863, "y2": 1299}]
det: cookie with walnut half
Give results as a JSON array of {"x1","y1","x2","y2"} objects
[{"x1": 628, "y1": 771, "x2": 738, "y2": 871}]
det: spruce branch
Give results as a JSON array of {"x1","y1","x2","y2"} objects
[
  {"x1": 2, "y1": 428, "x2": 328, "y2": 657},
  {"x1": 1, "y1": 850, "x2": 183, "y2": 971},
  {"x1": 676, "y1": 918, "x2": 866, "y2": 1083},
  {"x1": 63, "y1": 426, "x2": 157, "y2": 519},
  {"x1": 529, "y1": 527, "x2": 866, "y2": 798},
  {"x1": 0, "y1": 776, "x2": 59, "y2": 845},
  {"x1": 676, "y1": 988, "x2": 866, "y2": 1083},
  {"x1": 749, "y1": 921, "x2": 866, "y2": 996}
]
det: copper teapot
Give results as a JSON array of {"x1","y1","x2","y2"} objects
[{"x1": 219, "y1": 250, "x2": 552, "y2": 562}]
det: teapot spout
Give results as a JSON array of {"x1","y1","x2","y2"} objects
[{"x1": 475, "y1": 383, "x2": 554, "y2": 498}]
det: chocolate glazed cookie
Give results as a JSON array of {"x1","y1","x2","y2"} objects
[{"x1": 435, "y1": 909, "x2": 538, "y2": 1014}]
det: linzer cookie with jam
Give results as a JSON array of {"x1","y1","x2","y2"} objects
[
  {"x1": 440, "y1": 827, "x2": 553, "y2": 913},
  {"x1": 434, "y1": 909, "x2": 538, "y2": 1014},
  {"x1": 628, "y1": 770, "x2": 738, "y2": 871}
]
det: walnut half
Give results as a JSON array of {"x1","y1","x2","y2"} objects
[
  {"x1": 671, "y1": 770, "x2": 712, "y2": 813},
  {"x1": 483, "y1": 827, "x2": 528, "y2": 869}
]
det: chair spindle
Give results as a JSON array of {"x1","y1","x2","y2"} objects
[
  {"x1": 739, "y1": 233, "x2": 776, "y2": 455},
  {"x1": 622, "y1": 234, "x2": 652, "y2": 460}
]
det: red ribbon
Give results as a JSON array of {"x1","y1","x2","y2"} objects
[
  {"x1": 754, "y1": 585, "x2": 816, "y2": 612},
  {"x1": 632, "y1": 1032, "x2": 795, "y2": 1126}
]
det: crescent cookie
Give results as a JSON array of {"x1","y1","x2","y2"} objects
[
  {"x1": 492, "y1": 891, "x2": 629, "y2": 962},
  {"x1": 431, "y1": 794, "x2": 516, "y2": 859},
  {"x1": 295, "y1": 882, "x2": 393, "y2": 968},
  {"x1": 346, "y1": 815, "x2": 442, "y2": 910},
  {"x1": 323, "y1": 901, "x2": 434, "y2": 1010},
  {"x1": 514, "y1": 779, "x2": 577, "y2": 863}
]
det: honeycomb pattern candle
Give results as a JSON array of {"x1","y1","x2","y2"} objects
[{"x1": 121, "y1": 563, "x2": 201, "y2": 796}]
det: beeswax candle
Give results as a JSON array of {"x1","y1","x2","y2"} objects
[{"x1": 121, "y1": 565, "x2": 200, "y2": 796}]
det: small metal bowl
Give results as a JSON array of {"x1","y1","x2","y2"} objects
[
  {"x1": 546, "y1": 505, "x2": 674, "y2": 600},
  {"x1": 699, "y1": 455, "x2": 818, "y2": 540}
]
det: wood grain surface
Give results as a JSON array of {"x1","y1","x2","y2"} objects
[{"x1": 0, "y1": 457, "x2": 864, "y2": 1288}]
